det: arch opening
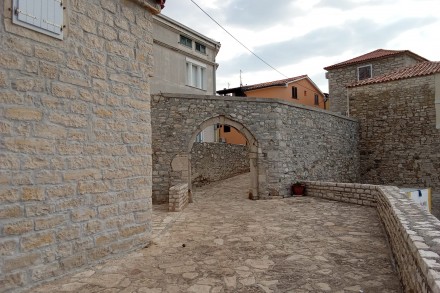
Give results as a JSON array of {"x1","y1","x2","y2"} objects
[{"x1": 186, "y1": 116, "x2": 259, "y2": 200}]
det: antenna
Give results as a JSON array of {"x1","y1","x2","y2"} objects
[{"x1": 240, "y1": 70, "x2": 243, "y2": 87}]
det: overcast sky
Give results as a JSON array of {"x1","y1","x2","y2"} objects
[{"x1": 162, "y1": 0, "x2": 440, "y2": 93}]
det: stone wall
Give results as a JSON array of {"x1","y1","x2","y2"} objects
[
  {"x1": 151, "y1": 94, "x2": 360, "y2": 203},
  {"x1": 168, "y1": 183, "x2": 189, "y2": 212},
  {"x1": 306, "y1": 181, "x2": 440, "y2": 292},
  {"x1": 0, "y1": 1, "x2": 157, "y2": 291},
  {"x1": 348, "y1": 76, "x2": 440, "y2": 192},
  {"x1": 327, "y1": 54, "x2": 421, "y2": 115},
  {"x1": 305, "y1": 181, "x2": 376, "y2": 207},
  {"x1": 191, "y1": 142, "x2": 250, "y2": 187}
]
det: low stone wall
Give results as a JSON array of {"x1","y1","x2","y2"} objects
[
  {"x1": 304, "y1": 182, "x2": 376, "y2": 206},
  {"x1": 191, "y1": 142, "x2": 249, "y2": 186},
  {"x1": 305, "y1": 181, "x2": 440, "y2": 292},
  {"x1": 169, "y1": 183, "x2": 188, "y2": 212}
]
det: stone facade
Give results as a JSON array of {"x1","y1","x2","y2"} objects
[
  {"x1": 191, "y1": 142, "x2": 250, "y2": 187},
  {"x1": 327, "y1": 54, "x2": 422, "y2": 115},
  {"x1": 348, "y1": 75, "x2": 440, "y2": 192},
  {"x1": 151, "y1": 93, "x2": 360, "y2": 203},
  {"x1": 0, "y1": 0, "x2": 157, "y2": 291},
  {"x1": 306, "y1": 181, "x2": 440, "y2": 292}
]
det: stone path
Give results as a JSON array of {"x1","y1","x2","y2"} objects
[{"x1": 29, "y1": 173, "x2": 401, "y2": 292}]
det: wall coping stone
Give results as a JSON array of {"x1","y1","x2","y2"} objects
[{"x1": 153, "y1": 93, "x2": 358, "y2": 123}]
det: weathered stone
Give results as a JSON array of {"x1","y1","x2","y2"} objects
[{"x1": 0, "y1": 0, "x2": 155, "y2": 290}]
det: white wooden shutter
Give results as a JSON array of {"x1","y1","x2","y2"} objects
[{"x1": 13, "y1": 0, "x2": 64, "y2": 39}]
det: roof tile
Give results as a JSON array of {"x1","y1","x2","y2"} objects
[
  {"x1": 324, "y1": 49, "x2": 428, "y2": 70},
  {"x1": 348, "y1": 61, "x2": 440, "y2": 87},
  {"x1": 217, "y1": 75, "x2": 308, "y2": 95}
]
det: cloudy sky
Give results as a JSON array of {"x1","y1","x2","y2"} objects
[{"x1": 162, "y1": 0, "x2": 440, "y2": 93}]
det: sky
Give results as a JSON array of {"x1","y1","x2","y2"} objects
[{"x1": 162, "y1": 0, "x2": 440, "y2": 93}]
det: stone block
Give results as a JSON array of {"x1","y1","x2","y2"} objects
[
  {"x1": 22, "y1": 187, "x2": 45, "y2": 201},
  {"x1": 31, "y1": 262, "x2": 61, "y2": 281},
  {"x1": 0, "y1": 239, "x2": 18, "y2": 256},
  {"x1": 71, "y1": 208, "x2": 97, "y2": 222},
  {"x1": 4, "y1": 137, "x2": 53, "y2": 154},
  {"x1": 21, "y1": 231, "x2": 55, "y2": 251},
  {"x1": 0, "y1": 272, "x2": 25, "y2": 292},
  {"x1": 3, "y1": 219, "x2": 34, "y2": 235},
  {"x1": 0, "y1": 188, "x2": 20, "y2": 203},
  {"x1": 34, "y1": 45, "x2": 64, "y2": 63},
  {"x1": 78, "y1": 181, "x2": 109, "y2": 195},
  {"x1": 35, "y1": 215, "x2": 66, "y2": 230},
  {"x1": 0, "y1": 204, "x2": 23, "y2": 219},
  {"x1": 4, "y1": 252, "x2": 40, "y2": 272},
  {"x1": 56, "y1": 225, "x2": 81, "y2": 241},
  {"x1": 5, "y1": 107, "x2": 43, "y2": 121}
]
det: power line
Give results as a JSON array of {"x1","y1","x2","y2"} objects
[{"x1": 189, "y1": 0, "x2": 288, "y2": 79}]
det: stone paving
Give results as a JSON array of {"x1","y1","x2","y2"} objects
[{"x1": 29, "y1": 173, "x2": 401, "y2": 292}]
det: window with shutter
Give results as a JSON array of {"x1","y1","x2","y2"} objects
[{"x1": 12, "y1": 0, "x2": 64, "y2": 39}]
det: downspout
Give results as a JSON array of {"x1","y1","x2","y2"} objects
[{"x1": 213, "y1": 63, "x2": 218, "y2": 95}]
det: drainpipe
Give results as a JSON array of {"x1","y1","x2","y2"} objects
[{"x1": 346, "y1": 87, "x2": 350, "y2": 117}]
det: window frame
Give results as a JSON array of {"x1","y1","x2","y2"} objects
[
  {"x1": 314, "y1": 94, "x2": 319, "y2": 105},
  {"x1": 185, "y1": 57, "x2": 207, "y2": 90},
  {"x1": 12, "y1": 0, "x2": 65, "y2": 40},
  {"x1": 195, "y1": 42, "x2": 206, "y2": 54},
  {"x1": 292, "y1": 86, "x2": 298, "y2": 99},
  {"x1": 357, "y1": 64, "x2": 372, "y2": 81},
  {"x1": 180, "y1": 35, "x2": 192, "y2": 48}
]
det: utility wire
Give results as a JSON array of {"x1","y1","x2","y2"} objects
[
  {"x1": 189, "y1": 0, "x2": 289, "y2": 79},
  {"x1": 189, "y1": 0, "x2": 327, "y2": 100}
]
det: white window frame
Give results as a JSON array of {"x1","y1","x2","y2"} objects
[
  {"x1": 186, "y1": 57, "x2": 207, "y2": 90},
  {"x1": 357, "y1": 64, "x2": 372, "y2": 81},
  {"x1": 12, "y1": 0, "x2": 64, "y2": 40}
]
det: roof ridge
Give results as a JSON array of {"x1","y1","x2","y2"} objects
[{"x1": 324, "y1": 49, "x2": 428, "y2": 70}]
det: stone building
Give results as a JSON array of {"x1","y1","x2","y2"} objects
[
  {"x1": 325, "y1": 49, "x2": 428, "y2": 115},
  {"x1": 347, "y1": 61, "x2": 440, "y2": 191},
  {"x1": 0, "y1": 0, "x2": 161, "y2": 291}
]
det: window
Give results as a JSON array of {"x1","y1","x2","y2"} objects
[
  {"x1": 180, "y1": 35, "x2": 192, "y2": 48},
  {"x1": 223, "y1": 125, "x2": 231, "y2": 133},
  {"x1": 292, "y1": 87, "x2": 298, "y2": 99},
  {"x1": 314, "y1": 94, "x2": 319, "y2": 105},
  {"x1": 358, "y1": 65, "x2": 372, "y2": 81},
  {"x1": 186, "y1": 58, "x2": 206, "y2": 90},
  {"x1": 12, "y1": 0, "x2": 64, "y2": 39},
  {"x1": 304, "y1": 90, "x2": 307, "y2": 96},
  {"x1": 196, "y1": 132, "x2": 203, "y2": 142},
  {"x1": 195, "y1": 42, "x2": 206, "y2": 54}
]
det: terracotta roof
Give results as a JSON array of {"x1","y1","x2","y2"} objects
[
  {"x1": 217, "y1": 75, "x2": 308, "y2": 95},
  {"x1": 324, "y1": 49, "x2": 428, "y2": 70},
  {"x1": 348, "y1": 61, "x2": 440, "y2": 88}
]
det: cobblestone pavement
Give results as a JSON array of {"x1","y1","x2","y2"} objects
[{"x1": 30, "y1": 173, "x2": 401, "y2": 292}]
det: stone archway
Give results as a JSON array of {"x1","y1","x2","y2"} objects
[{"x1": 186, "y1": 115, "x2": 259, "y2": 200}]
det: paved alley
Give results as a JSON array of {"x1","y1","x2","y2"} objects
[{"x1": 29, "y1": 173, "x2": 401, "y2": 292}]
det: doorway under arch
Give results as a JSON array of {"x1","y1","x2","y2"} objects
[{"x1": 187, "y1": 115, "x2": 259, "y2": 200}]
